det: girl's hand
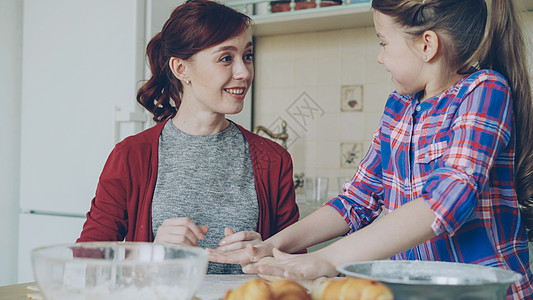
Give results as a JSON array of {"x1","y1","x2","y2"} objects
[
  {"x1": 208, "y1": 240, "x2": 273, "y2": 265},
  {"x1": 242, "y1": 248, "x2": 338, "y2": 280},
  {"x1": 154, "y1": 217, "x2": 208, "y2": 246}
]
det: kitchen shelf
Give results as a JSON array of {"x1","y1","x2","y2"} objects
[
  {"x1": 231, "y1": 0, "x2": 533, "y2": 37},
  {"x1": 251, "y1": 2, "x2": 372, "y2": 37}
]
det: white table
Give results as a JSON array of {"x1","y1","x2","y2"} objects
[
  {"x1": 0, "y1": 275, "x2": 258, "y2": 300},
  {"x1": 196, "y1": 274, "x2": 258, "y2": 299}
]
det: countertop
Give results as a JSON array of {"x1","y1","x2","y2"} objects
[{"x1": 0, "y1": 274, "x2": 258, "y2": 300}]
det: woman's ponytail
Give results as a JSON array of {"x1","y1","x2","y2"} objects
[
  {"x1": 479, "y1": 0, "x2": 533, "y2": 240},
  {"x1": 136, "y1": 32, "x2": 181, "y2": 122}
]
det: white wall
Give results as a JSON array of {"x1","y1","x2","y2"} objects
[
  {"x1": 253, "y1": 26, "x2": 394, "y2": 199},
  {"x1": 253, "y1": 11, "x2": 533, "y2": 201},
  {"x1": 0, "y1": 0, "x2": 22, "y2": 286}
]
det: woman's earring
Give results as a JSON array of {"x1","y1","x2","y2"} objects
[
  {"x1": 185, "y1": 79, "x2": 190, "y2": 85},
  {"x1": 423, "y1": 55, "x2": 428, "y2": 61}
]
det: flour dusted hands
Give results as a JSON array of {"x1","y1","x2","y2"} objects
[
  {"x1": 154, "y1": 217, "x2": 208, "y2": 246},
  {"x1": 243, "y1": 248, "x2": 338, "y2": 280}
]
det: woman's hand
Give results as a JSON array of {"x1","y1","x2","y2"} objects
[
  {"x1": 208, "y1": 227, "x2": 263, "y2": 266},
  {"x1": 208, "y1": 237, "x2": 273, "y2": 265},
  {"x1": 216, "y1": 227, "x2": 262, "y2": 251},
  {"x1": 154, "y1": 217, "x2": 208, "y2": 246},
  {"x1": 243, "y1": 248, "x2": 338, "y2": 280}
]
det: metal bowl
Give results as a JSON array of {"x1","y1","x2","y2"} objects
[
  {"x1": 32, "y1": 242, "x2": 208, "y2": 300},
  {"x1": 337, "y1": 260, "x2": 522, "y2": 300}
]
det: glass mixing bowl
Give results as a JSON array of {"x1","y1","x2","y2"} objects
[{"x1": 32, "y1": 242, "x2": 208, "y2": 300}]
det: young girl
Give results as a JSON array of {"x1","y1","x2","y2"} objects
[
  {"x1": 77, "y1": 0, "x2": 301, "y2": 274},
  {"x1": 209, "y1": 0, "x2": 533, "y2": 297}
]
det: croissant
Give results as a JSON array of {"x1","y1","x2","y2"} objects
[
  {"x1": 270, "y1": 279, "x2": 312, "y2": 300},
  {"x1": 223, "y1": 278, "x2": 272, "y2": 300},
  {"x1": 223, "y1": 278, "x2": 311, "y2": 300},
  {"x1": 311, "y1": 277, "x2": 394, "y2": 300}
]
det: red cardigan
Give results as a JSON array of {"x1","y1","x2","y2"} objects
[{"x1": 77, "y1": 120, "x2": 300, "y2": 243}]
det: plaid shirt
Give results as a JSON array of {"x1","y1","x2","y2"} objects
[{"x1": 326, "y1": 70, "x2": 532, "y2": 299}]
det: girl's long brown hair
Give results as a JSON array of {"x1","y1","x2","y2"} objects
[
  {"x1": 372, "y1": 0, "x2": 533, "y2": 240},
  {"x1": 137, "y1": 0, "x2": 252, "y2": 122}
]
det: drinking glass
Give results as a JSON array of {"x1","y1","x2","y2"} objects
[{"x1": 304, "y1": 176, "x2": 329, "y2": 209}]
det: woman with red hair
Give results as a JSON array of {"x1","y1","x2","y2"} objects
[{"x1": 77, "y1": 0, "x2": 300, "y2": 275}]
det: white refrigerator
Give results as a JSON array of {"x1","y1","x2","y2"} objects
[
  {"x1": 17, "y1": 0, "x2": 149, "y2": 283},
  {"x1": 17, "y1": 0, "x2": 252, "y2": 283}
]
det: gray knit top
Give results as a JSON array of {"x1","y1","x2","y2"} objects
[{"x1": 151, "y1": 120, "x2": 259, "y2": 274}]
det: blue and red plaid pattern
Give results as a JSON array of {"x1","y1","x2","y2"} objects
[{"x1": 326, "y1": 70, "x2": 533, "y2": 299}]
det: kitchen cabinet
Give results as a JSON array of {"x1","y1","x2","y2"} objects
[{"x1": 229, "y1": 0, "x2": 533, "y2": 37}]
